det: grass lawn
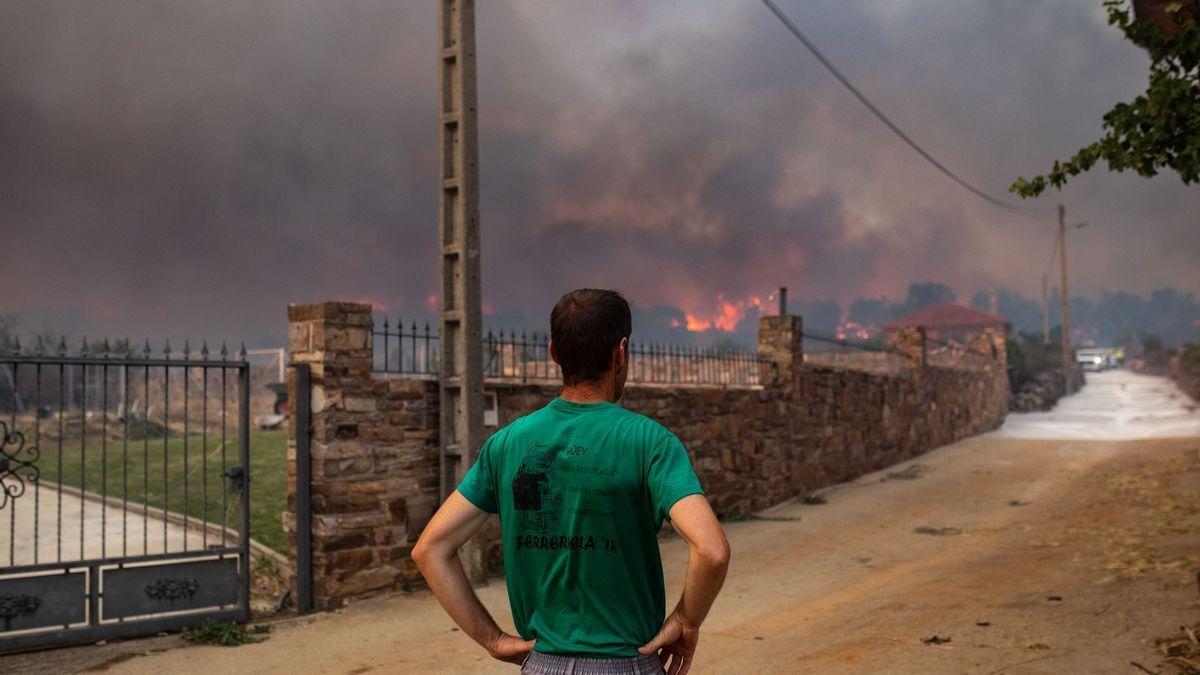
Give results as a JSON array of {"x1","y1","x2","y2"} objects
[{"x1": 37, "y1": 428, "x2": 289, "y2": 554}]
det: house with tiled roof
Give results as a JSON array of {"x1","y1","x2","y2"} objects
[{"x1": 882, "y1": 302, "x2": 1011, "y2": 345}]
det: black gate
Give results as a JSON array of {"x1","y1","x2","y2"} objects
[{"x1": 0, "y1": 341, "x2": 251, "y2": 652}]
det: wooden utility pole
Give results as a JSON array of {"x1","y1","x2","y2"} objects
[
  {"x1": 1041, "y1": 273, "x2": 1050, "y2": 346},
  {"x1": 1058, "y1": 205, "x2": 1074, "y2": 393},
  {"x1": 437, "y1": 0, "x2": 484, "y2": 502}
]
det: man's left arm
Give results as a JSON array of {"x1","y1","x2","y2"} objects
[{"x1": 412, "y1": 491, "x2": 534, "y2": 664}]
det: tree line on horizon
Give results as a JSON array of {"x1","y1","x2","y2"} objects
[
  {"x1": 657, "y1": 283, "x2": 1200, "y2": 350},
  {"x1": 3, "y1": 282, "x2": 1197, "y2": 357}
]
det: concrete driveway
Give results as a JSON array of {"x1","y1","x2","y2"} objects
[{"x1": 0, "y1": 483, "x2": 207, "y2": 566}]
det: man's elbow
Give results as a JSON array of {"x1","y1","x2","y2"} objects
[
  {"x1": 697, "y1": 536, "x2": 731, "y2": 571},
  {"x1": 411, "y1": 536, "x2": 436, "y2": 572}
]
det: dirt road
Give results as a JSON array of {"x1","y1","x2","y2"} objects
[{"x1": 13, "y1": 371, "x2": 1200, "y2": 674}]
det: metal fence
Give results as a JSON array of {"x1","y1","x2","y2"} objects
[
  {"x1": 372, "y1": 319, "x2": 767, "y2": 387},
  {"x1": 0, "y1": 339, "x2": 251, "y2": 652},
  {"x1": 372, "y1": 318, "x2": 996, "y2": 383},
  {"x1": 375, "y1": 319, "x2": 438, "y2": 375},
  {"x1": 629, "y1": 342, "x2": 767, "y2": 387},
  {"x1": 802, "y1": 332, "x2": 913, "y2": 375}
]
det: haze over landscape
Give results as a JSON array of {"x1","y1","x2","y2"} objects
[
  {"x1": 4, "y1": 3, "x2": 1200, "y2": 671},
  {"x1": 2, "y1": 0, "x2": 1198, "y2": 346}
]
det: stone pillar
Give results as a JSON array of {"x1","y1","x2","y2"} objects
[
  {"x1": 286, "y1": 301, "x2": 425, "y2": 608},
  {"x1": 288, "y1": 302, "x2": 373, "y2": 380},
  {"x1": 892, "y1": 326, "x2": 926, "y2": 371},
  {"x1": 968, "y1": 333, "x2": 995, "y2": 371},
  {"x1": 757, "y1": 315, "x2": 803, "y2": 384},
  {"x1": 986, "y1": 327, "x2": 1007, "y2": 369}
]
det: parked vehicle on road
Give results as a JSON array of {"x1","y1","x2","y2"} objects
[{"x1": 1076, "y1": 347, "x2": 1120, "y2": 371}]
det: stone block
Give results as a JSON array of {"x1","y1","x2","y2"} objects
[
  {"x1": 332, "y1": 563, "x2": 399, "y2": 597},
  {"x1": 344, "y1": 396, "x2": 377, "y2": 412}
]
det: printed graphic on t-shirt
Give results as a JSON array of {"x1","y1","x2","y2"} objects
[
  {"x1": 510, "y1": 441, "x2": 623, "y2": 555},
  {"x1": 511, "y1": 442, "x2": 562, "y2": 532}
]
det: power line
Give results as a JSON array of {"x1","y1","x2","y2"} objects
[{"x1": 757, "y1": 0, "x2": 1056, "y2": 219}]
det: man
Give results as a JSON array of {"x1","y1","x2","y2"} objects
[{"x1": 413, "y1": 289, "x2": 731, "y2": 675}]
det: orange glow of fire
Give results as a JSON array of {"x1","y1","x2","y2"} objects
[
  {"x1": 683, "y1": 295, "x2": 763, "y2": 333},
  {"x1": 836, "y1": 315, "x2": 872, "y2": 341}
]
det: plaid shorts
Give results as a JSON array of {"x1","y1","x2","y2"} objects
[{"x1": 520, "y1": 651, "x2": 664, "y2": 675}]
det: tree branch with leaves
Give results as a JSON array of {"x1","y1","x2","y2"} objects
[{"x1": 1011, "y1": 0, "x2": 1199, "y2": 197}]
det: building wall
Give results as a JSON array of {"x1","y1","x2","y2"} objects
[{"x1": 286, "y1": 302, "x2": 1009, "y2": 608}]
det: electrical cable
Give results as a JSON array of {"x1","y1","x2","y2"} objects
[{"x1": 757, "y1": 0, "x2": 1057, "y2": 219}]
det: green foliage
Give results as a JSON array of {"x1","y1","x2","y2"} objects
[
  {"x1": 1006, "y1": 338, "x2": 1027, "y2": 376},
  {"x1": 1008, "y1": 335, "x2": 1065, "y2": 389},
  {"x1": 900, "y1": 283, "x2": 957, "y2": 314},
  {"x1": 971, "y1": 289, "x2": 1043, "y2": 329},
  {"x1": 980, "y1": 287, "x2": 1199, "y2": 347},
  {"x1": 1011, "y1": 0, "x2": 1200, "y2": 197},
  {"x1": 848, "y1": 297, "x2": 892, "y2": 328},
  {"x1": 845, "y1": 283, "x2": 958, "y2": 331},
  {"x1": 1180, "y1": 343, "x2": 1200, "y2": 367},
  {"x1": 1143, "y1": 332, "x2": 1167, "y2": 353},
  {"x1": 1141, "y1": 332, "x2": 1176, "y2": 370},
  {"x1": 182, "y1": 620, "x2": 271, "y2": 646},
  {"x1": 253, "y1": 554, "x2": 283, "y2": 581}
]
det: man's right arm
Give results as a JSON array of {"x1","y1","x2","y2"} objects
[
  {"x1": 412, "y1": 491, "x2": 535, "y2": 664},
  {"x1": 639, "y1": 494, "x2": 730, "y2": 675}
]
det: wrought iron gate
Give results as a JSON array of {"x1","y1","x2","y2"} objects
[{"x1": 0, "y1": 342, "x2": 251, "y2": 652}]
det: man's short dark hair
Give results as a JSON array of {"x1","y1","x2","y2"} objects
[{"x1": 550, "y1": 289, "x2": 632, "y2": 385}]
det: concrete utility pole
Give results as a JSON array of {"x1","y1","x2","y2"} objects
[
  {"x1": 1041, "y1": 273, "x2": 1050, "y2": 346},
  {"x1": 437, "y1": 0, "x2": 484, "y2": 502},
  {"x1": 1058, "y1": 205, "x2": 1073, "y2": 394}
]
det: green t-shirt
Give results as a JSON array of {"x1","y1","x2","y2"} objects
[{"x1": 456, "y1": 397, "x2": 704, "y2": 657}]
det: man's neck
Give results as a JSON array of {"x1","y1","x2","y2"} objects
[{"x1": 559, "y1": 379, "x2": 614, "y2": 404}]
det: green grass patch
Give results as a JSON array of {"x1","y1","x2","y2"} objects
[
  {"x1": 182, "y1": 620, "x2": 271, "y2": 646},
  {"x1": 37, "y1": 428, "x2": 289, "y2": 554}
]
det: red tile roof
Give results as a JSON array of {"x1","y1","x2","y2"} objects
[{"x1": 882, "y1": 302, "x2": 1011, "y2": 331}]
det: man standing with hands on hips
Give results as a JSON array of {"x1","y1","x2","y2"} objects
[{"x1": 414, "y1": 289, "x2": 731, "y2": 675}]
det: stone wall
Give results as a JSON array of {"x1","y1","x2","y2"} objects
[
  {"x1": 491, "y1": 359, "x2": 1008, "y2": 516},
  {"x1": 287, "y1": 302, "x2": 1009, "y2": 607}
]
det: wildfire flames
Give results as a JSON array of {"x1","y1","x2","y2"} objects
[
  {"x1": 682, "y1": 294, "x2": 763, "y2": 333},
  {"x1": 836, "y1": 315, "x2": 873, "y2": 341}
]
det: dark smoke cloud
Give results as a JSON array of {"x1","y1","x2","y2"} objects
[{"x1": 1, "y1": 1, "x2": 1197, "y2": 347}]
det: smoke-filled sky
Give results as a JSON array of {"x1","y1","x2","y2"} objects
[{"x1": 2, "y1": 0, "x2": 1198, "y2": 346}]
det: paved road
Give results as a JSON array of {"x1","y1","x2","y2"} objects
[
  {"x1": 995, "y1": 369, "x2": 1200, "y2": 440},
  {"x1": 16, "y1": 370, "x2": 1200, "y2": 674},
  {"x1": 0, "y1": 484, "x2": 206, "y2": 566}
]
